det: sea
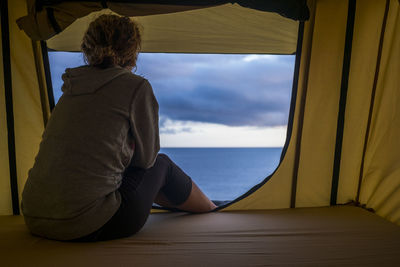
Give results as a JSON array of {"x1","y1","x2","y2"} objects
[{"x1": 159, "y1": 147, "x2": 282, "y2": 201}]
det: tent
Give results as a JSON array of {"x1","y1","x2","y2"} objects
[{"x1": 1, "y1": 0, "x2": 400, "y2": 265}]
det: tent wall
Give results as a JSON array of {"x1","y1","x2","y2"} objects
[
  {"x1": 358, "y1": 0, "x2": 400, "y2": 223},
  {"x1": 225, "y1": 0, "x2": 346, "y2": 210},
  {"x1": 0, "y1": 0, "x2": 47, "y2": 215},
  {"x1": 337, "y1": 0, "x2": 389, "y2": 206},
  {"x1": 227, "y1": 0, "x2": 400, "y2": 226},
  {"x1": 294, "y1": 0, "x2": 348, "y2": 207}
]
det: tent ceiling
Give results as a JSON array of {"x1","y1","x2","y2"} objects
[{"x1": 46, "y1": 4, "x2": 299, "y2": 54}]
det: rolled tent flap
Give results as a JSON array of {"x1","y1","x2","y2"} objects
[
  {"x1": 16, "y1": 1, "x2": 202, "y2": 41},
  {"x1": 31, "y1": 0, "x2": 310, "y2": 21},
  {"x1": 16, "y1": 1, "x2": 308, "y2": 53},
  {"x1": 45, "y1": 4, "x2": 300, "y2": 54}
]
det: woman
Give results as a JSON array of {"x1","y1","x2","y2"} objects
[{"x1": 21, "y1": 14, "x2": 217, "y2": 242}]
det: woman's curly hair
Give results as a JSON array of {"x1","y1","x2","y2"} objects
[{"x1": 81, "y1": 14, "x2": 141, "y2": 69}]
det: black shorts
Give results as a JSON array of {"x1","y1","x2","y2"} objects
[{"x1": 70, "y1": 153, "x2": 192, "y2": 242}]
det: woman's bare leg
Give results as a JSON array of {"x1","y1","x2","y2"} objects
[
  {"x1": 155, "y1": 180, "x2": 217, "y2": 213},
  {"x1": 178, "y1": 180, "x2": 218, "y2": 212},
  {"x1": 154, "y1": 153, "x2": 217, "y2": 213}
]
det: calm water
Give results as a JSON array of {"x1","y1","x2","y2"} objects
[{"x1": 159, "y1": 147, "x2": 282, "y2": 201}]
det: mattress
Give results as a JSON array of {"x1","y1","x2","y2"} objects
[{"x1": 1, "y1": 206, "x2": 400, "y2": 266}]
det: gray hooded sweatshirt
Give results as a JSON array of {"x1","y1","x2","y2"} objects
[{"x1": 21, "y1": 65, "x2": 160, "y2": 240}]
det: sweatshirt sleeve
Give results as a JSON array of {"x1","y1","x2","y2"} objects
[{"x1": 129, "y1": 79, "x2": 160, "y2": 169}]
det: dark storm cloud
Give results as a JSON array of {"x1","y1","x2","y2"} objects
[
  {"x1": 49, "y1": 52, "x2": 295, "y2": 127},
  {"x1": 136, "y1": 54, "x2": 294, "y2": 127}
]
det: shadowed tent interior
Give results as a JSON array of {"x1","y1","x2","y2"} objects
[{"x1": 1, "y1": 0, "x2": 400, "y2": 266}]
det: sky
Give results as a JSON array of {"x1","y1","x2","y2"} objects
[{"x1": 48, "y1": 52, "x2": 295, "y2": 147}]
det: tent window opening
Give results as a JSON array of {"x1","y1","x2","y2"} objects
[{"x1": 48, "y1": 52, "x2": 295, "y2": 202}]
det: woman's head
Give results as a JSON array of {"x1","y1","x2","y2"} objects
[{"x1": 81, "y1": 14, "x2": 141, "y2": 69}]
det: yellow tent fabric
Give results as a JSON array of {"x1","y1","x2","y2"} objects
[
  {"x1": 45, "y1": 5, "x2": 299, "y2": 54},
  {"x1": 226, "y1": 0, "x2": 400, "y2": 226},
  {"x1": 359, "y1": 0, "x2": 400, "y2": 223},
  {"x1": 1, "y1": 0, "x2": 400, "y2": 228},
  {"x1": 1, "y1": 0, "x2": 47, "y2": 215}
]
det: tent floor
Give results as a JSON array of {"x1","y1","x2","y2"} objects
[{"x1": 1, "y1": 206, "x2": 399, "y2": 266}]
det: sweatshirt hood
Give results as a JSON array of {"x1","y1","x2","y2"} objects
[{"x1": 61, "y1": 65, "x2": 130, "y2": 96}]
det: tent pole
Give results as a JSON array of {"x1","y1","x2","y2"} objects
[
  {"x1": 31, "y1": 40, "x2": 50, "y2": 126},
  {"x1": 289, "y1": 21, "x2": 306, "y2": 208},
  {"x1": 40, "y1": 41, "x2": 55, "y2": 111},
  {"x1": 290, "y1": 0, "x2": 316, "y2": 208},
  {"x1": 1, "y1": 0, "x2": 20, "y2": 215},
  {"x1": 356, "y1": 0, "x2": 391, "y2": 204},
  {"x1": 330, "y1": 0, "x2": 356, "y2": 205},
  {"x1": 281, "y1": 21, "x2": 305, "y2": 162}
]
